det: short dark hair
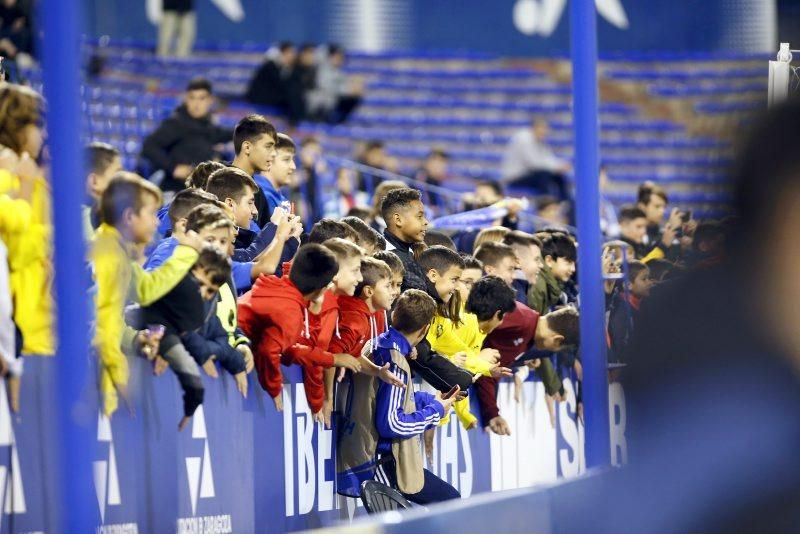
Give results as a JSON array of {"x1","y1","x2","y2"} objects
[
  {"x1": 185, "y1": 204, "x2": 234, "y2": 234},
  {"x1": 503, "y1": 230, "x2": 543, "y2": 250},
  {"x1": 418, "y1": 245, "x2": 465, "y2": 276},
  {"x1": 637, "y1": 182, "x2": 669, "y2": 206},
  {"x1": 373, "y1": 250, "x2": 404, "y2": 277},
  {"x1": 474, "y1": 241, "x2": 516, "y2": 269},
  {"x1": 619, "y1": 205, "x2": 647, "y2": 223},
  {"x1": 342, "y1": 216, "x2": 380, "y2": 251},
  {"x1": 85, "y1": 142, "x2": 120, "y2": 175},
  {"x1": 278, "y1": 41, "x2": 295, "y2": 53},
  {"x1": 289, "y1": 244, "x2": 339, "y2": 296},
  {"x1": 627, "y1": 260, "x2": 649, "y2": 282},
  {"x1": 186, "y1": 77, "x2": 213, "y2": 93},
  {"x1": 275, "y1": 133, "x2": 296, "y2": 153},
  {"x1": 300, "y1": 135, "x2": 320, "y2": 148},
  {"x1": 476, "y1": 180, "x2": 503, "y2": 197},
  {"x1": 345, "y1": 206, "x2": 372, "y2": 221},
  {"x1": 195, "y1": 246, "x2": 232, "y2": 287},
  {"x1": 466, "y1": 276, "x2": 517, "y2": 322},
  {"x1": 536, "y1": 195, "x2": 561, "y2": 212},
  {"x1": 233, "y1": 114, "x2": 277, "y2": 154},
  {"x1": 381, "y1": 188, "x2": 423, "y2": 222},
  {"x1": 391, "y1": 289, "x2": 436, "y2": 335},
  {"x1": 168, "y1": 188, "x2": 221, "y2": 226},
  {"x1": 375, "y1": 232, "x2": 387, "y2": 252},
  {"x1": 355, "y1": 257, "x2": 392, "y2": 296},
  {"x1": 541, "y1": 232, "x2": 577, "y2": 262},
  {"x1": 308, "y1": 218, "x2": 359, "y2": 244},
  {"x1": 364, "y1": 140, "x2": 384, "y2": 152},
  {"x1": 423, "y1": 229, "x2": 456, "y2": 251},
  {"x1": 545, "y1": 306, "x2": 580, "y2": 351},
  {"x1": 461, "y1": 254, "x2": 483, "y2": 271},
  {"x1": 100, "y1": 172, "x2": 162, "y2": 226},
  {"x1": 186, "y1": 161, "x2": 226, "y2": 189},
  {"x1": 426, "y1": 148, "x2": 449, "y2": 160},
  {"x1": 205, "y1": 167, "x2": 258, "y2": 204}
]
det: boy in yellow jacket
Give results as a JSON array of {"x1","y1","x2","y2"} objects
[{"x1": 92, "y1": 172, "x2": 202, "y2": 416}]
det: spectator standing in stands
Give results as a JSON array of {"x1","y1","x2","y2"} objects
[
  {"x1": 501, "y1": 118, "x2": 571, "y2": 200},
  {"x1": 296, "y1": 136, "x2": 326, "y2": 222},
  {"x1": 369, "y1": 180, "x2": 406, "y2": 233},
  {"x1": 285, "y1": 44, "x2": 317, "y2": 126},
  {"x1": 600, "y1": 165, "x2": 620, "y2": 238},
  {"x1": 636, "y1": 182, "x2": 669, "y2": 246},
  {"x1": 84, "y1": 142, "x2": 122, "y2": 240},
  {"x1": 322, "y1": 167, "x2": 368, "y2": 219},
  {"x1": 607, "y1": 260, "x2": 652, "y2": 364},
  {"x1": 245, "y1": 42, "x2": 296, "y2": 110},
  {"x1": 142, "y1": 78, "x2": 231, "y2": 193},
  {"x1": 307, "y1": 44, "x2": 363, "y2": 124},
  {"x1": 157, "y1": 0, "x2": 196, "y2": 58},
  {"x1": 230, "y1": 115, "x2": 277, "y2": 229}
]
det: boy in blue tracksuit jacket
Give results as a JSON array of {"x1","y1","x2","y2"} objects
[{"x1": 371, "y1": 289, "x2": 461, "y2": 504}]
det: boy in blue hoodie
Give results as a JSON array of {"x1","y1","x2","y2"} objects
[{"x1": 371, "y1": 289, "x2": 461, "y2": 504}]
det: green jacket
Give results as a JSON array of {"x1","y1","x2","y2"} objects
[{"x1": 527, "y1": 265, "x2": 563, "y2": 315}]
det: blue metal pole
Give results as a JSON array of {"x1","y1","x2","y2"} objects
[
  {"x1": 569, "y1": 0, "x2": 610, "y2": 467},
  {"x1": 40, "y1": 0, "x2": 94, "y2": 530}
]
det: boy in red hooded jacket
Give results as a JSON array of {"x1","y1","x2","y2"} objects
[{"x1": 238, "y1": 243, "x2": 362, "y2": 411}]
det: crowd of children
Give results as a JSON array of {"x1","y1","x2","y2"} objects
[{"x1": 0, "y1": 78, "x2": 733, "y2": 506}]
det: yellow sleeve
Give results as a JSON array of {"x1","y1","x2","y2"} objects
[
  {"x1": 428, "y1": 316, "x2": 495, "y2": 376},
  {"x1": 0, "y1": 170, "x2": 19, "y2": 195},
  {"x1": 0, "y1": 196, "x2": 31, "y2": 235},
  {"x1": 642, "y1": 246, "x2": 665, "y2": 264},
  {"x1": 132, "y1": 244, "x2": 199, "y2": 305},
  {"x1": 92, "y1": 244, "x2": 129, "y2": 415}
]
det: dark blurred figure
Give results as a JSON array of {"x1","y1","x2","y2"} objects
[
  {"x1": 571, "y1": 99, "x2": 800, "y2": 533},
  {"x1": 284, "y1": 43, "x2": 317, "y2": 126},
  {"x1": 245, "y1": 42, "x2": 296, "y2": 111},
  {"x1": 501, "y1": 118, "x2": 571, "y2": 201},
  {"x1": 415, "y1": 148, "x2": 449, "y2": 210},
  {"x1": 141, "y1": 78, "x2": 231, "y2": 192}
]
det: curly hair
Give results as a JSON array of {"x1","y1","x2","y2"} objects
[{"x1": 0, "y1": 83, "x2": 42, "y2": 155}]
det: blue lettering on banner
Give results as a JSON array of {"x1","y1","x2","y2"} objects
[{"x1": 5, "y1": 358, "x2": 626, "y2": 532}]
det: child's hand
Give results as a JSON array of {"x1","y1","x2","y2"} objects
[
  {"x1": 178, "y1": 415, "x2": 191, "y2": 431},
  {"x1": 526, "y1": 358, "x2": 542, "y2": 370},
  {"x1": 153, "y1": 355, "x2": 169, "y2": 376},
  {"x1": 490, "y1": 365, "x2": 512, "y2": 380},
  {"x1": 234, "y1": 371, "x2": 248, "y2": 399},
  {"x1": 115, "y1": 382, "x2": 135, "y2": 417},
  {"x1": 434, "y1": 386, "x2": 459, "y2": 414},
  {"x1": 486, "y1": 415, "x2": 511, "y2": 436},
  {"x1": 312, "y1": 411, "x2": 325, "y2": 424},
  {"x1": 176, "y1": 229, "x2": 204, "y2": 252},
  {"x1": 136, "y1": 329, "x2": 162, "y2": 360},
  {"x1": 202, "y1": 358, "x2": 219, "y2": 378},
  {"x1": 573, "y1": 358, "x2": 583, "y2": 382},
  {"x1": 514, "y1": 374, "x2": 524, "y2": 404},
  {"x1": 322, "y1": 399, "x2": 333, "y2": 429},
  {"x1": 545, "y1": 394, "x2": 556, "y2": 429},
  {"x1": 6, "y1": 374, "x2": 19, "y2": 414},
  {"x1": 237, "y1": 345, "x2": 254, "y2": 374},
  {"x1": 333, "y1": 353, "x2": 362, "y2": 373},
  {"x1": 289, "y1": 216, "x2": 303, "y2": 240},
  {"x1": 376, "y1": 362, "x2": 405, "y2": 388},
  {"x1": 270, "y1": 206, "x2": 288, "y2": 227},
  {"x1": 452, "y1": 352, "x2": 467, "y2": 367},
  {"x1": 272, "y1": 393, "x2": 284, "y2": 412},
  {"x1": 478, "y1": 348, "x2": 500, "y2": 364}
]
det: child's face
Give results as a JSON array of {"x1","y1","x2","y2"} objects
[
  {"x1": 621, "y1": 217, "x2": 648, "y2": 244},
  {"x1": 481, "y1": 311, "x2": 505, "y2": 336},
  {"x1": 198, "y1": 226, "x2": 231, "y2": 254},
  {"x1": 457, "y1": 268, "x2": 483, "y2": 303},
  {"x1": 192, "y1": 267, "x2": 222, "y2": 301},
  {"x1": 244, "y1": 133, "x2": 277, "y2": 174},
  {"x1": 485, "y1": 256, "x2": 517, "y2": 286},
  {"x1": 389, "y1": 272, "x2": 403, "y2": 303},
  {"x1": 429, "y1": 265, "x2": 463, "y2": 304},
  {"x1": 514, "y1": 244, "x2": 543, "y2": 284},
  {"x1": 128, "y1": 194, "x2": 160, "y2": 245},
  {"x1": 640, "y1": 197, "x2": 667, "y2": 225},
  {"x1": 546, "y1": 256, "x2": 576, "y2": 283},
  {"x1": 333, "y1": 255, "x2": 363, "y2": 296},
  {"x1": 393, "y1": 200, "x2": 428, "y2": 243},
  {"x1": 227, "y1": 186, "x2": 258, "y2": 228},
  {"x1": 630, "y1": 269, "x2": 653, "y2": 299},
  {"x1": 270, "y1": 149, "x2": 296, "y2": 188},
  {"x1": 336, "y1": 169, "x2": 353, "y2": 195},
  {"x1": 89, "y1": 155, "x2": 122, "y2": 200},
  {"x1": 370, "y1": 276, "x2": 394, "y2": 311}
]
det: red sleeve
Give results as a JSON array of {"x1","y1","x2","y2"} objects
[
  {"x1": 254, "y1": 322, "x2": 296, "y2": 398},
  {"x1": 328, "y1": 313, "x2": 364, "y2": 357},
  {"x1": 475, "y1": 376, "x2": 500, "y2": 427},
  {"x1": 284, "y1": 343, "x2": 335, "y2": 368},
  {"x1": 301, "y1": 364, "x2": 325, "y2": 413}
]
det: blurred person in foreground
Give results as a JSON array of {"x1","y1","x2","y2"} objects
[{"x1": 569, "y1": 99, "x2": 800, "y2": 532}]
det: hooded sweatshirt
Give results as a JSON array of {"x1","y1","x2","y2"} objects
[
  {"x1": 237, "y1": 275, "x2": 310, "y2": 399},
  {"x1": 329, "y1": 294, "x2": 378, "y2": 358}
]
